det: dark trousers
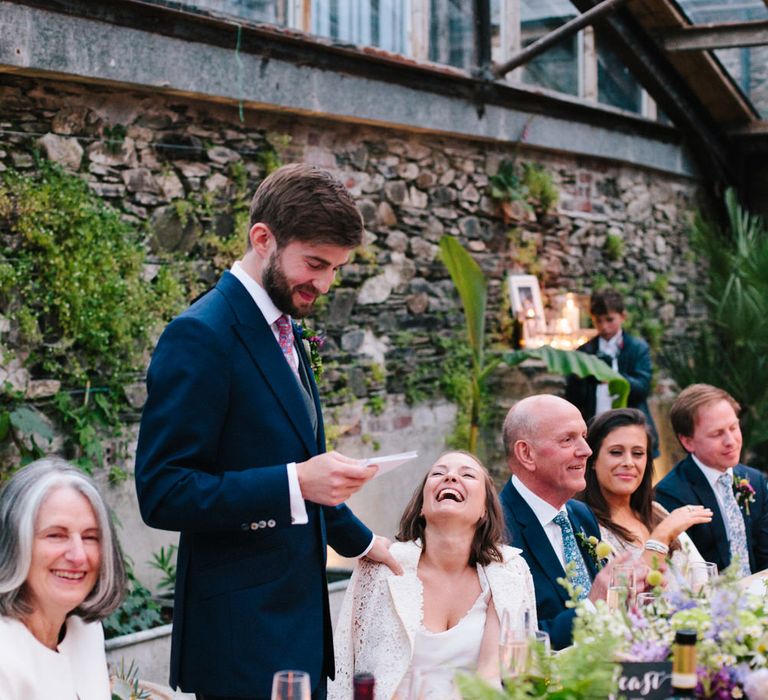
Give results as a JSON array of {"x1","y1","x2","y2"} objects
[{"x1": 196, "y1": 679, "x2": 327, "y2": 700}]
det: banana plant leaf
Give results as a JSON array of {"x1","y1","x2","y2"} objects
[
  {"x1": 502, "y1": 346, "x2": 630, "y2": 409},
  {"x1": 439, "y1": 235, "x2": 487, "y2": 369}
]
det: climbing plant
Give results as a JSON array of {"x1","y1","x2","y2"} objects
[{"x1": 0, "y1": 162, "x2": 185, "y2": 478}]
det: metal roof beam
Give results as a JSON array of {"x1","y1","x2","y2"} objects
[
  {"x1": 659, "y1": 20, "x2": 768, "y2": 51},
  {"x1": 492, "y1": 0, "x2": 627, "y2": 78}
]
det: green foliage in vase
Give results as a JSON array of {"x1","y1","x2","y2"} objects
[{"x1": 661, "y1": 188, "x2": 768, "y2": 463}]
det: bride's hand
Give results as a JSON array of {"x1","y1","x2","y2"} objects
[{"x1": 649, "y1": 505, "x2": 713, "y2": 546}]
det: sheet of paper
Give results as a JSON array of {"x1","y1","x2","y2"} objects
[{"x1": 361, "y1": 450, "x2": 418, "y2": 477}]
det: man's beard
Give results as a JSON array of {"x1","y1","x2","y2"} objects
[{"x1": 262, "y1": 251, "x2": 315, "y2": 319}]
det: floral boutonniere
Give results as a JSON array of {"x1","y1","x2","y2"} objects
[
  {"x1": 297, "y1": 324, "x2": 325, "y2": 380},
  {"x1": 576, "y1": 530, "x2": 613, "y2": 570},
  {"x1": 734, "y1": 475, "x2": 756, "y2": 516}
]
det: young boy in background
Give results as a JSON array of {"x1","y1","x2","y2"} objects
[{"x1": 565, "y1": 287, "x2": 659, "y2": 456}]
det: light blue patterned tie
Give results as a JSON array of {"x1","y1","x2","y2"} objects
[
  {"x1": 717, "y1": 473, "x2": 751, "y2": 577},
  {"x1": 553, "y1": 511, "x2": 592, "y2": 599}
]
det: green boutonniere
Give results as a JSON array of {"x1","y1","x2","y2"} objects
[
  {"x1": 576, "y1": 530, "x2": 613, "y2": 570},
  {"x1": 297, "y1": 324, "x2": 324, "y2": 380}
]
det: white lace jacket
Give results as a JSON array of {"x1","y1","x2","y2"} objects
[{"x1": 329, "y1": 540, "x2": 537, "y2": 700}]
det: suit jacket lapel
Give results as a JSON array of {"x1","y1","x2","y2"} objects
[
  {"x1": 293, "y1": 325, "x2": 325, "y2": 452},
  {"x1": 216, "y1": 273, "x2": 317, "y2": 455},
  {"x1": 681, "y1": 455, "x2": 731, "y2": 565},
  {"x1": 503, "y1": 484, "x2": 569, "y2": 604}
]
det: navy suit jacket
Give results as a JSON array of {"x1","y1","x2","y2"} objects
[
  {"x1": 135, "y1": 272, "x2": 372, "y2": 697},
  {"x1": 564, "y1": 332, "x2": 659, "y2": 454},
  {"x1": 500, "y1": 480, "x2": 600, "y2": 650},
  {"x1": 655, "y1": 455, "x2": 768, "y2": 574}
]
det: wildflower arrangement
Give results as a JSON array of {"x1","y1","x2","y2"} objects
[
  {"x1": 733, "y1": 475, "x2": 756, "y2": 516},
  {"x1": 458, "y1": 564, "x2": 768, "y2": 699},
  {"x1": 575, "y1": 531, "x2": 613, "y2": 570},
  {"x1": 297, "y1": 324, "x2": 325, "y2": 380},
  {"x1": 577, "y1": 565, "x2": 768, "y2": 699}
]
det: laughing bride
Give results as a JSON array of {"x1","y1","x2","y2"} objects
[{"x1": 329, "y1": 451, "x2": 536, "y2": 699}]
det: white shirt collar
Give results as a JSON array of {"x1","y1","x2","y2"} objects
[
  {"x1": 598, "y1": 330, "x2": 623, "y2": 357},
  {"x1": 691, "y1": 453, "x2": 733, "y2": 489},
  {"x1": 511, "y1": 475, "x2": 566, "y2": 528},
  {"x1": 230, "y1": 261, "x2": 288, "y2": 327}
]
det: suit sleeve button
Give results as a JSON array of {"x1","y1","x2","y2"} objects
[
  {"x1": 258, "y1": 520, "x2": 267, "y2": 528},
  {"x1": 267, "y1": 519, "x2": 276, "y2": 527},
  {"x1": 250, "y1": 522, "x2": 259, "y2": 530},
  {"x1": 241, "y1": 523, "x2": 249, "y2": 531}
]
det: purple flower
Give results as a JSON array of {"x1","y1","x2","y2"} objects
[{"x1": 627, "y1": 639, "x2": 669, "y2": 662}]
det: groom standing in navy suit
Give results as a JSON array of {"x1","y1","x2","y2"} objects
[
  {"x1": 655, "y1": 383, "x2": 768, "y2": 576},
  {"x1": 135, "y1": 164, "x2": 401, "y2": 700},
  {"x1": 500, "y1": 395, "x2": 618, "y2": 650}
]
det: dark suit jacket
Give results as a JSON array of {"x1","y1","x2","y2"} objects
[
  {"x1": 564, "y1": 332, "x2": 659, "y2": 455},
  {"x1": 500, "y1": 480, "x2": 600, "y2": 650},
  {"x1": 135, "y1": 272, "x2": 372, "y2": 697},
  {"x1": 655, "y1": 454, "x2": 768, "y2": 574}
]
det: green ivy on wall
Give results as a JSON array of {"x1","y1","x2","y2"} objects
[{"x1": 0, "y1": 162, "x2": 185, "y2": 478}]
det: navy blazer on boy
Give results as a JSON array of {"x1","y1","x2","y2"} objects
[
  {"x1": 655, "y1": 455, "x2": 768, "y2": 574},
  {"x1": 565, "y1": 332, "x2": 658, "y2": 454},
  {"x1": 135, "y1": 271, "x2": 372, "y2": 698},
  {"x1": 500, "y1": 479, "x2": 600, "y2": 650}
]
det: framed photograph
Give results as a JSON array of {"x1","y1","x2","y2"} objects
[{"x1": 507, "y1": 274, "x2": 546, "y2": 339}]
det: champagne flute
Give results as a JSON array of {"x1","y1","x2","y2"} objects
[
  {"x1": 271, "y1": 669, "x2": 311, "y2": 700},
  {"x1": 607, "y1": 564, "x2": 635, "y2": 611},
  {"x1": 499, "y1": 607, "x2": 530, "y2": 680},
  {"x1": 688, "y1": 561, "x2": 718, "y2": 595}
]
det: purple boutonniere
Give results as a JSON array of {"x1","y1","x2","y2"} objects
[
  {"x1": 297, "y1": 324, "x2": 325, "y2": 380},
  {"x1": 734, "y1": 475, "x2": 756, "y2": 516}
]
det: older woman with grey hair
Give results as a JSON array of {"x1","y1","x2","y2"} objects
[{"x1": 0, "y1": 457, "x2": 126, "y2": 699}]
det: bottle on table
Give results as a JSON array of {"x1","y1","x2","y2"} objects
[
  {"x1": 670, "y1": 628, "x2": 697, "y2": 699},
  {"x1": 354, "y1": 672, "x2": 375, "y2": 700}
]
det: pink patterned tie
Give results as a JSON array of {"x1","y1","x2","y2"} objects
[{"x1": 275, "y1": 314, "x2": 298, "y2": 373}]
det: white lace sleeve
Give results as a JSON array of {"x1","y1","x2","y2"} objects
[{"x1": 329, "y1": 552, "x2": 414, "y2": 700}]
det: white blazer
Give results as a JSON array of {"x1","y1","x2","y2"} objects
[{"x1": 329, "y1": 540, "x2": 537, "y2": 700}]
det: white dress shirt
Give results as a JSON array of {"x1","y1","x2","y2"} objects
[
  {"x1": 691, "y1": 453, "x2": 734, "y2": 519},
  {"x1": 512, "y1": 475, "x2": 568, "y2": 569},
  {"x1": 595, "y1": 330, "x2": 622, "y2": 416}
]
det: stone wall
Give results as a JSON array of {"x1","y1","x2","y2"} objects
[{"x1": 0, "y1": 73, "x2": 705, "y2": 583}]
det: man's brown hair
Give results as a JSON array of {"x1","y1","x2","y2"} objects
[
  {"x1": 248, "y1": 163, "x2": 363, "y2": 249},
  {"x1": 590, "y1": 287, "x2": 625, "y2": 316},
  {"x1": 670, "y1": 383, "x2": 741, "y2": 439}
]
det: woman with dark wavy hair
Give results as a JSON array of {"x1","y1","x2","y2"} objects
[
  {"x1": 0, "y1": 457, "x2": 126, "y2": 699},
  {"x1": 581, "y1": 408, "x2": 710, "y2": 581},
  {"x1": 330, "y1": 451, "x2": 536, "y2": 699}
]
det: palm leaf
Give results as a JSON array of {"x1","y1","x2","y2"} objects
[
  {"x1": 503, "y1": 346, "x2": 630, "y2": 408},
  {"x1": 439, "y1": 236, "x2": 487, "y2": 370}
]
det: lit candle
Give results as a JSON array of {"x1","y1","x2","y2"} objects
[{"x1": 564, "y1": 294, "x2": 580, "y2": 332}]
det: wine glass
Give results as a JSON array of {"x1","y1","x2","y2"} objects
[
  {"x1": 607, "y1": 564, "x2": 636, "y2": 611},
  {"x1": 635, "y1": 591, "x2": 658, "y2": 612},
  {"x1": 688, "y1": 561, "x2": 718, "y2": 595},
  {"x1": 526, "y1": 630, "x2": 551, "y2": 683},
  {"x1": 499, "y1": 607, "x2": 530, "y2": 680},
  {"x1": 271, "y1": 669, "x2": 311, "y2": 700}
]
